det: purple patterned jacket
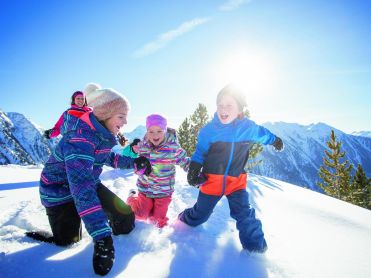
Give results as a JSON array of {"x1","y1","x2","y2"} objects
[{"x1": 39, "y1": 111, "x2": 134, "y2": 240}]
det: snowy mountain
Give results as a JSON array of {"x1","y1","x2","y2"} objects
[
  {"x1": 0, "y1": 110, "x2": 56, "y2": 165},
  {"x1": 1, "y1": 110, "x2": 370, "y2": 193},
  {"x1": 351, "y1": 130, "x2": 371, "y2": 138},
  {"x1": 0, "y1": 165, "x2": 370, "y2": 278},
  {"x1": 124, "y1": 125, "x2": 146, "y2": 142},
  {"x1": 252, "y1": 122, "x2": 371, "y2": 191}
]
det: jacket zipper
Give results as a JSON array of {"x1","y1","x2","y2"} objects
[{"x1": 222, "y1": 141, "x2": 235, "y2": 195}]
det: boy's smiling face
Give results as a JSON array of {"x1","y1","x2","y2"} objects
[
  {"x1": 147, "y1": 125, "x2": 166, "y2": 146},
  {"x1": 217, "y1": 94, "x2": 241, "y2": 124}
]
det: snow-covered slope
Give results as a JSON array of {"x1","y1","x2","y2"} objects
[
  {"x1": 0, "y1": 110, "x2": 54, "y2": 165},
  {"x1": 0, "y1": 165, "x2": 370, "y2": 278},
  {"x1": 351, "y1": 131, "x2": 371, "y2": 138},
  {"x1": 252, "y1": 122, "x2": 371, "y2": 191}
]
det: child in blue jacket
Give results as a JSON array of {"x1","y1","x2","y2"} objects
[
  {"x1": 179, "y1": 84, "x2": 283, "y2": 253},
  {"x1": 27, "y1": 83, "x2": 151, "y2": 275}
]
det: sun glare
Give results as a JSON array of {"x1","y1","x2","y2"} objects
[{"x1": 212, "y1": 47, "x2": 279, "y2": 100}]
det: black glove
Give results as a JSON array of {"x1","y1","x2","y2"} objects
[
  {"x1": 134, "y1": 156, "x2": 152, "y2": 176},
  {"x1": 272, "y1": 136, "x2": 284, "y2": 152},
  {"x1": 187, "y1": 161, "x2": 207, "y2": 187},
  {"x1": 43, "y1": 129, "x2": 53, "y2": 139},
  {"x1": 93, "y1": 236, "x2": 115, "y2": 276}
]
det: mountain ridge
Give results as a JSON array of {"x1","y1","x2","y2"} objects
[{"x1": 1, "y1": 110, "x2": 370, "y2": 192}]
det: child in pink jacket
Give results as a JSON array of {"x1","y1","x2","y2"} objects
[{"x1": 127, "y1": 114, "x2": 190, "y2": 228}]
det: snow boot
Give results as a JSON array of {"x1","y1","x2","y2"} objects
[{"x1": 93, "y1": 236, "x2": 115, "y2": 276}]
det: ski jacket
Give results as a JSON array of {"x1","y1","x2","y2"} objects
[
  {"x1": 193, "y1": 113, "x2": 277, "y2": 196},
  {"x1": 49, "y1": 105, "x2": 92, "y2": 138},
  {"x1": 40, "y1": 110, "x2": 135, "y2": 240},
  {"x1": 136, "y1": 128, "x2": 190, "y2": 198},
  {"x1": 122, "y1": 145, "x2": 138, "y2": 158}
]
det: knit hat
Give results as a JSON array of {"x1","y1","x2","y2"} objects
[
  {"x1": 71, "y1": 91, "x2": 85, "y2": 105},
  {"x1": 84, "y1": 83, "x2": 130, "y2": 122},
  {"x1": 72, "y1": 90, "x2": 84, "y2": 99},
  {"x1": 146, "y1": 114, "x2": 167, "y2": 131},
  {"x1": 217, "y1": 84, "x2": 247, "y2": 111}
]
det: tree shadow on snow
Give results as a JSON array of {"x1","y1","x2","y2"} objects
[
  {"x1": 0, "y1": 238, "x2": 93, "y2": 278},
  {"x1": 0, "y1": 233, "x2": 136, "y2": 278},
  {"x1": 247, "y1": 175, "x2": 283, "y2": 212},
  {"x1": 0, "y1": 181, "x2": 38, "y2": 191}
]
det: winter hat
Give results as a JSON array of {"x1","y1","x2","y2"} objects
[
  {"x1": 72, "y1": 90, "x2": 84, "y2": 99},
  {"x1": 71, "y1": 91, "x2": 85, "y2": 105},
  {"x1": 84, "y1": 83, "x2": 130, "y2": 122},
  {"x1": 217, "y1": 84, "x2": 247, "y2": 111},
  {"x1": 84, "y1": 83, "x2": 101, "y2": 95},
  {"x1": 146, "y1": 114, "x2": 167, "y2": 131}
]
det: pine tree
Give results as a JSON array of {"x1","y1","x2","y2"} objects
[
  {"x1": 242, "y1": 110, "x2": 263, "y2": 170},
  {"x1": 317, "y1": 130, "x2": 353, "y2": 201},
  {"x1": 189, "y1": 104, "x2": 209, "y2": 154},
  {"x1": 177, "y1": 104, "x2": 209, "y2": 156},
  {"x1": 177, "y1": 117, "x2": 193, "y2": 156},
  {"x1": 191, "y1": 103, "x2": 209, "y2": 152},
  {"x1": 351, "y1": 164, "x2": 371, "y2": 209}
]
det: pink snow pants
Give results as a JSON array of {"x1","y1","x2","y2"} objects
[{"x1": 127, "y1": 192, "x2": 172, "y2": 228}]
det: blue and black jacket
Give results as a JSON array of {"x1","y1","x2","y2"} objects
[{"x1": 192, "y1": 113, "x2": 277, "y2": 196}]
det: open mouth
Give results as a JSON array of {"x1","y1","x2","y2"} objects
[
  {"x1": 220, "y1": 114, "x2": 229, "y2": 121},
  {"x1": 152, "y1": 138, "x2": 160, "y2": 144}
]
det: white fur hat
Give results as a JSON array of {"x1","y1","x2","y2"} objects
[{"x1": 84, "y1": 83, "x2": 130, "y2": 122}]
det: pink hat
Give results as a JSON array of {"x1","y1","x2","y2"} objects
[
  {"x1": 146, "y1": 114, "x2": 167, "y2": 131},
  {"x1": 72, "y1": 91, "x2": 84, "y2": 99}
]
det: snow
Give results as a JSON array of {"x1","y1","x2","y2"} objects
[
  {"x1": 351, "y1": 131, "x2": 371, "y2": 138},
  {"x1": 0, "y1": 165, "x2": 371, "y2": 278}
]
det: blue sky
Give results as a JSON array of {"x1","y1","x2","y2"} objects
[{"x1": 1, "y1": 0, "x2": 370, "y2": 133}]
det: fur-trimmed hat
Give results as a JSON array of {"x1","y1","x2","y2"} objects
[
  {"x1": 84, "y1": 83, "x2": 130, "y2": 122},
  {"x1": 216, "y1": 84, "x2": 247, "y2": 111}
]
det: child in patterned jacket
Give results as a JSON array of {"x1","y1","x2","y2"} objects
[
  {"x1": 127, "y1": 114, "x2": 190, "y2": 228},
  {"x1": 26, "y1": 83, "x2": 151, "y2": 276}
]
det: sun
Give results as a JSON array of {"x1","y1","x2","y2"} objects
[{"x1": 211, "y1": 47, "x2": 279, "y2": 98}]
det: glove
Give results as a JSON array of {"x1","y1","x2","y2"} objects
[
  {"x1": 187, "y1": 161, "x2": 207, "y2": 187},
  {"x1": 43, "y1": 129, "x2": 53, "y2": 139},
  {"x1": 93, "y1": 236, "x2": 115, "y2": 276},
  {"x1": 272, "y1": 136, "x2": 284, "y2": 152},
  {"x1": 134, "y1": 156, "x2": 152, "y2": 176}
]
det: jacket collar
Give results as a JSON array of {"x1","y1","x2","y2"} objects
[
  {"x1": 79, "y1": 111, "x2": 116, "y2": 141},
  {"x1": 212, "y1": 112, "x2": 242, "y2": 127}
]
